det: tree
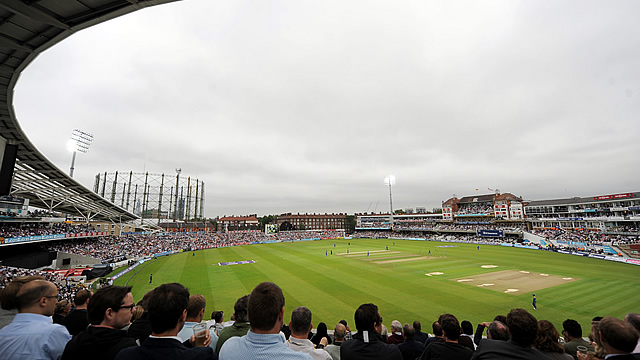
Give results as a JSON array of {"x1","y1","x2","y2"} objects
[
  {"x1": 259, "y1": 214, "x2": 278, "y2": 229},
  {"x1": 345, "y1": 215, "x2": 356, "y2": 234}
]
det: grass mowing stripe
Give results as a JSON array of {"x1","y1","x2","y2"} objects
[{"x1": 114, "y1": 239, "x2": 640, "y2": 332}]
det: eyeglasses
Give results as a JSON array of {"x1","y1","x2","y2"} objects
[
  {"x1": 44, "y1": 295, "x2": 59, "y2": 300},
  {"x1": 114, "y1": 304, "x2": 135, "y2": 311}
]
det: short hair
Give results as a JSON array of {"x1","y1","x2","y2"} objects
[
  {"x1": 211, "y1": 310, "x2": 224, "y2": 323},
  {"x1": 339, "y1": 319, "x2": 348, "y2": 327},
  {"x1": 461, "y1": 320, "x2": 473, "y2": 335},
  {"x1": 147, "y1": 283, "x2": 190, "y2": 334},
  {"x1": 74, "y1": 289, "x2": 92, "y2": 306},
  {"x1": 234, "y1": 295, "x2": 250, "y2": 322},
  {"x1": 0, "y1": 276, "x2": 45, "y2": 310},
  {"x1": 625, "y1": 313, "x2": 640, "y2": 333},
  {"x1": 494, "y1": 315, "x2": 507, "y2": 324},
  {"x1": 506, "y1": 308, "x2": 538, "y2": 346},
  {"x1": 488, "y1": 321, "x2": 510, "y2": 341},
  {"x1": 440, "y1": 315, "x2": 461, "y2": 341},
  {"x1": 16, "y1": 279, "x2": 54, "y2": 310},
  {"x1": 563, "y1": 319, "x2": 583, "y2": 338},
  {"x1": 290, "y1": 306, "x2": 312, "y2": 334},
  {"x1": 599, "y1": 316, "x2": 639, "y2": 353},
  {"x1": 334, "y1": 323, "x2": 347, "y2": 340},
  {"x1": 248, "y1": 282, "x2": 285, "y2": 331},
  {"x1": 87, "y1": 285, "x2": 132, "y2": 325},
  {"x1": 413, "y1": 321, "x2": 422, "y2": 332},
  {"x1": 354, "y1": 303, "x2": 381, "y2": 332},
  {"x1": 432, "y1": 321, "x2": 443, "y2": 336},
  {"x1": 391, "y1": 320, "x2": 402, "y2": 332},
  {"x1": 403, "y1": 324, "x2": 414, "y2": 340},
  {"x1": 186, "y1": 294, "x2": 206, "y2": 319}
]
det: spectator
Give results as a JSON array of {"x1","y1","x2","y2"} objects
[
  {"x1": 312, "y1": 322, "x2": 332, "y2": 347},
  {"x1": 533, "y1": 320, "x2": 572, "y2": 360},
  {"x1": 177, "y1": 294, "x2": 219, "y2": 351},
  {"x1": 339, "y1": 319, "x2": 353, "y2": 340},
  {"x1": 388, "y1": 320, "x2": 404, "y2": 345},
  {"x1": 425, "y1": 321, "x2": 444, "y2": 347},
  {"x1": 461, "y1": 320, "x2": 476, "y2": 350},
  {"x1": 126, "y1": 290, "x2": 153, "y2": 344},
  {"x1": 326, "y1": 323, "x2": 347, "y2": 360},
  {"x1": 0, "y1": 278, "x2": 72, "y2": 360},
  {"x1": 563, "y1": 319, "x2": 594, "y2": 359},
  {"x1": 215, "y1": 294, "x2": 250, "y2": 353},
  {"x1": 286, "y1": 306, "x2": 331, "y2": 360},
  {"x1": 625, "y1": 313, "x2": 640, "y2": 354},
  {"x1": 398, "y1": 323, "x2": 424, "y2": 360},
  {"x1": 61, "y1": 286, "x2": 137, "y2": 360},
  {"x1": 595, "y1": 316, "x2": 640, "y2": 360},
  {"x1": 211, "y1": 310, "x2": 225, "y2": 335},
  {"x1": 413, "y1": 320, "x2": 429, "y2": 344},
  {"x1": 53, "y1": 299, "x2": 71, "y2": 324},
  {"x1": 474, "y1": 319, "x2": 510, "y2": 346},
  {"x1": 63, "y1": 289, "x2": 92, "y2": 336},
  {"x1": 0, "y1": 275, "x2": 43, "y2": 329},
  {"x1": 218, "y1": 281, "x2": 311, "y2": 360},
  {"x1": 471, "y1": 308, "x2": 550, "y2": 360},
  {"x1": 116, "y1": 283, "x2": 214, "y2": 360},
  {"x1": 340, "y1": 303, "x2": 402, "y2": 360},
  {"x1": 420, "y1": 314, "x2": 472, "y2": 360}
]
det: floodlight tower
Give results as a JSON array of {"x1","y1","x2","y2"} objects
[
  {"x1": 384, "y1": 175, "x2": 396, "y2": 225},
  {"x1": 173, "y1": 168, "x2": 182, "y2": 220},
  {"x1": 68, "y1": 129, "x2": 93, "y2": 178}
]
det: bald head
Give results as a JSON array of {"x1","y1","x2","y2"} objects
[
  {"x1": 334, "y1": 323, "x2": 347, "y2": 341},
  {"x1": 16, "y1": 280, "x2": 58, "y2": 316}
]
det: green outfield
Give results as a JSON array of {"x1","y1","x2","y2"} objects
[{"x1": 114, "y1": 238, "x2": 640, "y2": 332}]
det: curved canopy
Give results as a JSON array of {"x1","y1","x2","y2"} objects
[{"x1": 0, "y1": 0, "x2": 179, "y2": 222}]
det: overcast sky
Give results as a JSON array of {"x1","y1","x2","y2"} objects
[{"x1": 13, "y1": 0, "x2": 640, "y2": 218}]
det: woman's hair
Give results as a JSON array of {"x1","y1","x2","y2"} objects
[
  {"x1": 534, "y1": 320, "x2": 565, "y2": 353},
  {"x1": 311, "y1": 322, "x2": 332, "y2": 345},
  {"x1": 131, "y1": 305, "x2": 145, "y2": 322},
  {"x1": 590, "y1": 321, "x2": 607, "y2": 359}
]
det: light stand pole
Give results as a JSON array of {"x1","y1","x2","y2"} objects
[
  {"x1": 384, "y1": 175, "x2": 396, "y2": 226},
  {"x1": 68, "y1": 129, "x2": 93, "y2": 178}
]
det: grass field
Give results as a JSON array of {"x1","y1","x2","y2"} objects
[{"x1": 114, "y1": 238, "x2": 640, "y2": 332}]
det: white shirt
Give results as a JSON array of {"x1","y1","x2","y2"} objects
[{"x1": 287, "y1": 336, "x2": 332, "y2": 360}]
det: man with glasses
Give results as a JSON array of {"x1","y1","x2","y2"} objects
[
  {"x1": 61, "y1": 285, "x2": 138, "y2": 360},
  {"x1": 0, "y1": 277, "x2": 72, "y2": 360}
]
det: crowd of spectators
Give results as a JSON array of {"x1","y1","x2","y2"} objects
[
  {"x1": 0, "y1": 222, "x2": 93, "y2": 239},
  {"x1": 0, "y1": 266, "x2": 89, "y2": 304},
  {"x1": 1, "y1": 278, "x2": 639, "y2": 360},
  {"x1": 41, "y1": 229, "x2": 346, "y2": 263},
  {"x1": 456, "y1": 204, "x2": 494, "y2": 215}
]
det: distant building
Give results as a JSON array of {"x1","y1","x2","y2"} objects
[
  {"x1": 525, "y1": 191, "x2": 640, "y2": 230},
  {"x1": 276, "y1": 213, "x2": 346, "y2": 231},
  {"x1": 159, "y1": 221, "x2": 214, "y2": 233},
  {"x1": 218, "y1": 215, "x2": 260, "y2": 232},
  {"x1": 441, "y1": 191, "x2": 524, "y2": 222}
]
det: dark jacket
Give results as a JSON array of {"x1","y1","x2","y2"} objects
[
  {"x1": 421, "y1": 341, "x2": 473, "y2": 360},
  {"x1": 62, "y1": 309, "x2": 90, "y2": 336},
  {"x1": 398, "y1": 339, "x2": 425, "y2": 360},
  {"x1": 127, "y1": 312, "x2": 152, "y2": 344},
  {"x1": 341, "y1": 331, "x2": 402, "y2": 360},
  {"x1": 471, "y1": 339, "x2": 552, "y2": 360},
  {"x1": 115, "y1": 337, "x2": 215, "y2": 360},
  {"x1": 414, "y1": 330, "x2": 429, "y2": 345},
  {"x1": 61, "y1": 325, "x2": 138, "y2": 360}
]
